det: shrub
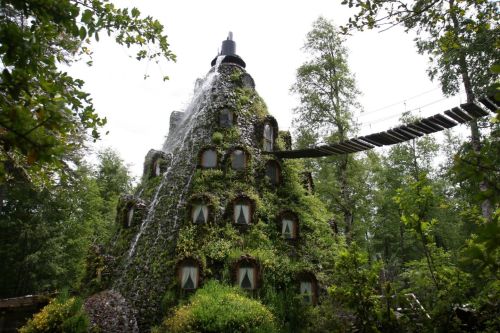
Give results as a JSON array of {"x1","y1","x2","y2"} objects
[
  {"x1": 19, "y1": 292, "x2": 88, "y2": 333},
  {"x1": 211, "y1": 132, "x2": 223, "y2": 144},
  {"x1": 159, "y1": 281, "x2": 277, "y2": 333}
]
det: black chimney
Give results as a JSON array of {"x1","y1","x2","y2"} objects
[{"x1": 211, "y1": 32, "x2": 246, "y2": 68}]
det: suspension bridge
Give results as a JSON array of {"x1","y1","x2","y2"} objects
[{"x1": 267, "y1": 97, "x2": 498, "y2": 159}]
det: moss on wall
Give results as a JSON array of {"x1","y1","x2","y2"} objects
[{"x1": 95, "y1": 63, "x2": 342, "y2": 331}]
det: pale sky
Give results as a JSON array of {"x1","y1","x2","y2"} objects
[{"x1": 69, "y1": 0, "x2": 468, "y2": 179}]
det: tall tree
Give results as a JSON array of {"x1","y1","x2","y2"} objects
[
  {"x1": 0, "y1": 148, "x2": 132, "y2": 297},
  {"x1": 93, "y1": 148, "x2": 133, "y2": 243},
  {"x1": 291, "y1": 17, "x2": 362, "y2": 239},
  {"x1": 368, "y1": 113, "x2": 440, "y2": 272},
  {"x1": 341, "y1": 0, "x2": 499, "y2": 219},
  {"x1": 0, "y1": 165, "x2": 100, "y2": 296},
  {"x1": 0, "y1": 0, "x2": 175, "y2": 185}
]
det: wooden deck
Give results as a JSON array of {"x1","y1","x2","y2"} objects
[{"x1": 0, "y1": 294, "x2": 53, "y2": 332}]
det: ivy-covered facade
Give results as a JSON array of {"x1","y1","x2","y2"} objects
[{"x1": 88, "y1": 35, "x2": 340, "y2": 331}]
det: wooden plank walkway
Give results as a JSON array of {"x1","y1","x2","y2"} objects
[
  {"x1": 0, "y1": 294, "x2": 53, "y2": 309},
  {"x1": 268, "y1": 97, "x2": 498, "y2": 159}
]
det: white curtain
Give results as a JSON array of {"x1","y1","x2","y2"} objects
[
  {"x1": 127, "y1": 207, "x2": 134, "y2": 227},
  {"x1": 202, "y1": 150, "x2": 217, "y2": 168},
  {"x1": 238, "y1": 267, "x2": 254, "y2": 289},
  {"x1": 154, "y1": 160, "x2": 161, "y2": 176},
  {"x1": 264, "y1": 124, "x2": 273, "y2": 151},
  {"x1": 300, "y1": 281, "x2": 312, "y2": 303},
  {"x1": 181, "y1": 266, "x2": 198, "y2": 289},
  {"x1": 231, "y1": 150, "x2": 245, "y2": 170},
  {"x1": 282, "y1": 219, "x2": 294, "y2": 238},
  {"x1": 192, "y1": 205, "x2": 208, "y2": 223},
  {"x1": 234, "y1": 204, "x2": 250, "y2": 224}
]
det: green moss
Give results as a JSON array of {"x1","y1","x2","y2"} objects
[
  {"x1": 250, "y1": 94, "x2": 269, "y2": 120},
  {"x1": 142, "y1": 176, "x2": 163, "y2": 198},
  {"x1": 191, "y1": 169, "x2": 226, "y2": 194},
  {"x1": 211, "y1": 131, "x2": 223, "y2": 144},
  {"x1": 229, "y1": 69, "x2": 243, "y2": 83},
  {"x1": 235, "y1": 87, "x2": 252, "y2": 109},
  {"x1": 219, "y1": 127, "x2": 241, "y2": 148},
  {"x1": 233, "y1": 87, "x2": 268, "y2": 119},
  {"x1": 161, "y1": 289, "x2": 178, "y2": 313},
  {"x1": 275, "y1": 131, "x2": 292, "y2": 151}
]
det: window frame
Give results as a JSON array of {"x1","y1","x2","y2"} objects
[
  {"x1": 232, "y1": 196, "x2": 254, "y2": 226},
  {"x1": 219, "y1": 108, "x2": 234, "y2": 128},
  {"x1": 263, "y1": 123, "x2": 274, "y2": 152},
  {"x1": 199, "y1": 148, "x2": 218, "y2": 169},
  {"x1": 177, "y1": 258, "x2": 201, "y2": 291},
  {"x1": 297, "y1": 273, "x2": 318, "y2": 305},
  {"x1": 261, "y1": 116, "x2": 278, "y2": 152},
  {"x1": 230, "y1": 149, "x2": 248, "y2": 171},
  {"x1": 238, "y1": 265, "x2": 257, "y2": 290},
  {"x1": 123, "y1": 203, "x2": 135, "y2": 228},
  {"x1": 191, "y1": 203, "x2": 209, "y2": 224},
  {"x1": 152, "y1": 157, "x2": 162, "y2": 177},
  {"x1": 187, "y1": 194, "x2": 213, "y2": 225},
  {"x1": 233, "y1": 257, "x2": 260, "y2": 291},
  {"x1": 278, "y1": 211, "x2": 299, "y2": 240},
  {"x1": 265, "y1": 160, "x2": 281, "y2": 185}
]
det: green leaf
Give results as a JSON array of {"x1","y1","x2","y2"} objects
[
  {"x1": 79, "y1": 26, "x2": 87, "y2": 40},
  {"x1": 81, "y1": 9, "x2": 93, "y2": 25},
  {"x1": 131, "y1": 7, "x2": 140, "y2": 18},
  {"x1": 491, "y1": 63, "x2": 500, "y2": 74}
]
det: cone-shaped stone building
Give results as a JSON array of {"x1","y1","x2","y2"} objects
[{"x1": 93, "y1": 34, "x2": 338, "y2": 331}]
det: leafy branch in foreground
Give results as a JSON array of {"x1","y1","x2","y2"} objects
[{"x1": 0, "y1": 0, "x2": 176, "y2": 185}]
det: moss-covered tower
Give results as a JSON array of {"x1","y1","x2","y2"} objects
[{"x1": 100, "y1": 33, "x2": 338, "y2": 330}]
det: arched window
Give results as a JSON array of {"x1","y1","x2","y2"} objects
[
  {"x1": 282, "y1": 218, "x2": 296, "y2": 239},
  {"x1": 238, "y1": 265, "x2": 256, "y2": 290},
  {"x1": 231, "y1": 149, "x2": 247, "y2": 170},
  {"x1": 266, "y1": 161, "x2": 281, "y2": 185},
  {"x1": 178, "y1": 260, "x2": 200, "y2": 290},
  {"x1": 280, "y1": 211, "x2": 298, "y2": 239},
  {"x1": 300, "y1": 281, "x2": 313, "y2": 304},
  {"x1": 191, "y1": 203, "x2": 209, "y2": 224},
  {"x1": 188, "y1": 195, "x2": 212, "y2": 224},
  {"x1": 200, "y1": 149, "x2": 217, "y2": 168},
  {"x1": 298, "y1": 273, "x2": 318, "y2": 305},
  {"x1": 263, "y1": 123, "x2": 274, "y2": 151},
  {"x1": 144, "y1": 150, "x2": 170, "y2": 180},
  {"x1": 233, "y1": 197, "x2": 252, "y2": 225},
  {"x1": 234, "y1": 257, "x2": 259, "y2": 291},
  {"x1": 219, "y1": 108, "x2": 233, "y2": 127}
]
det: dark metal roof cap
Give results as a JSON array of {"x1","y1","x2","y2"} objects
[{"x1": 211, "y1": 32, "x2": 246, "y2": 68}]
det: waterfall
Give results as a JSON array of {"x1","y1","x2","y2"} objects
[{"x1": 125, "y1": 55, "x2": 226, "y2": 260}]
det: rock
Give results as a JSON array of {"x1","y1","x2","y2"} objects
[{"x1": 84, "y1": 290, "x2": 138, "y2": 333}]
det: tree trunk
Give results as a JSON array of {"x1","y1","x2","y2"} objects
[
  {"x1": 411, "y1": 139, "x2": 420, "y2": 180},
  {"x1": 449, "y1": 0, "x2": 492, "y2": 220},
  {"x1": 399, "y1": 217, "x2": 405, "y2": 263},
  {"x1": 339, "y1": 154, "x2": 353, "y2": 241}
]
